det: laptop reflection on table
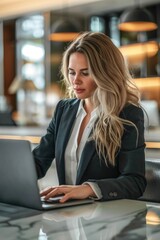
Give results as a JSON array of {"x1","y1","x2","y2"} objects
[{"x1": 0, "y1": 139, "x2": 94, "y2": 210}]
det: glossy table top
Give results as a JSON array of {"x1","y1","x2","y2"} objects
[
  {"x1": 0, "y1": 126, "x2": 160, "y2": 149},
  {"x1": 1, "y1": 199, "x2": 160, "y2": 239}
]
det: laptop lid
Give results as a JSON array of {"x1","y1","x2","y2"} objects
[
  {"x1": 0, "y1": 139, "x2": 43, "y2": 210},
  {"x1": 0, "y1": 139, "x2": 93, "y2": 210}
]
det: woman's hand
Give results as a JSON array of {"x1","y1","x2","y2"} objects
[{"x1": 40, "y1": 184, "x2": 96, "y2": 203}]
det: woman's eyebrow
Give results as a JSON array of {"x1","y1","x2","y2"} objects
[
  {"x1": 80, "y1": 68, "x2": 88, "y2": 71},
  {"x1": 68, "y1": 68, "x2": 88, "y2": 71}
]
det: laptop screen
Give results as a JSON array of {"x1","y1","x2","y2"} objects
[
  {"x1": 0, "y1": 139, "x2": 94, "y2": 210},
  {"x1": 0, "y1": 139, "x2": 43, "y2": 210}
]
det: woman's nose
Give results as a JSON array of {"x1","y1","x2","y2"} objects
[{"x1": 73, "y1": 74, "x2": 81, "y2": 84}]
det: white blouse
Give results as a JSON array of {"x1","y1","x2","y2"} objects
[{"x1": 64, "y1": 100, "x2": 102, "y2": 199}]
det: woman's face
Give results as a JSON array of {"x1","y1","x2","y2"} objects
[{"x1": 68, "y1": 52, "x2": 97, "y2": 100}]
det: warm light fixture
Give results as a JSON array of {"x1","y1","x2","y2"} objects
[
  {"x1": 118, "y1": 7, "x2": 158, "y2": 32},
  {"x1": 119, "y1": 41, "x2": 159, "y2": 64},
  {"x1": 146, "y1": 210, "x2": 160, "y2": 225},
  {"x1": 49, "y1": 18, "x2": 80, "y2": 42},
  {"x1": 134, "y1": 77, "x2": 160, "y2": 89}
]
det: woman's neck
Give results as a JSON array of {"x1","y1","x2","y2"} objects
[{"x1": 83, "y1": 99, "x2": 95, "y2": 115}]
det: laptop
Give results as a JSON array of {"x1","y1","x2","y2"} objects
[{"x1": 0, "y1": 139, "x2": 94, "y2": 210}]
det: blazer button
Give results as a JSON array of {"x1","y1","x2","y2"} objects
[
  {"x1": 109, "y1": 192, "x2": 117, "y2": 197},
  {"x1": 109, "y1": 192, "x2": 113, "y2": 197},
  {"x1": 113, "y1": 192, "x2": 117, "y2": 197}
]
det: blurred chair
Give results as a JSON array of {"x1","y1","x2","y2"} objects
[
  {"x1": 0, "y1": 110, "x2": 17, "y2": 126},
  {"x1": 141, "y1": 100, "x2": 160, "y2": 128},
  {"x1": 140, "y1": 158, "x2": 160, "y2": 203}
]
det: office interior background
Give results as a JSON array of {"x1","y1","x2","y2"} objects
[
  {"x1": 0, "y1": 0, "x2": 160, "y2": 145},
  {"x1": 1, "y1": 3, "x2": 160, "y2": 237}
]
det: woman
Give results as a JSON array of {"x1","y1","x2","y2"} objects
[{"x1": 33, "y1": 32, "x2": 146, "y2": 203}]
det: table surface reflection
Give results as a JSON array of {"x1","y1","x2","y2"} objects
[
  {"x1": 0, "y1": 126, "x2": 160, "y2": 149},
  {"x1": 0, "y1": 199, "x2": 160, "y2": 239}
]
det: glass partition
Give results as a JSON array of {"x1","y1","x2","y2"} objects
[{"x1": 16, "y1": 15, "x2": 46, "y2": 126}]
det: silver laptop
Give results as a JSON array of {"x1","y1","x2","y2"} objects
[{"x1": 0, "y1": 139, "x2": 94, "y2": 210}]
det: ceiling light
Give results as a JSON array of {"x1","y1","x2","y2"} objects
[
  {"x1": 119, "y1": 41, "x2": 159, "y2": 64},
  {"x1": 118, "y1": 7, "x2": 158, "y2": 32},
  {"x1": 49, "y1": 19, "x2": 80, "y2": 42}
]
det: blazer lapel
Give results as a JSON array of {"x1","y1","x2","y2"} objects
[
  {"x1": 76, "y1": 139, "x2": 96, "y2": 184},
  {"x1": 56, "y1": 100, "x2": 80, "y2": 184},
  {"x1": 58, "y1": 101, "x2": 80, "y2": 147}
]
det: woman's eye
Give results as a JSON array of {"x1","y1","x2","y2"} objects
[
  {"x1": 69, "y1": 71, "x2": 75, "y2": 75},
  {"x1": 82, "y1": 72, "x2": 89, "y2": 76}
]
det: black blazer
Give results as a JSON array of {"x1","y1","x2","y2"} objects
[{"x1": 33, "y1": 99, "x2": 146, "y2": 201}]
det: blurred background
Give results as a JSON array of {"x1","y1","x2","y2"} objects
[
  {"x1": 1, "y1": 0, "x2": 160, "y2": 188},
  {"x1": 0, "y1": 0, "x2": 160, "y2": 143}
]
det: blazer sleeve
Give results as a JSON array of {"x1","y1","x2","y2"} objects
[
  {"x1": 32, "y1": 100, "x2": 64, "y2": 179},
  {"x1": 93, "y1": 105, "x2": 146, "y2": 200}
]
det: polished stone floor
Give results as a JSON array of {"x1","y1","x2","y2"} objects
[{"x1": 145, "y1": 148, "x2": 160, "y2": 159}]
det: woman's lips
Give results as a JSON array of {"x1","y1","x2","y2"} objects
[{"x1": 74, "y1": 88, "x2": 85, "y2": 94}]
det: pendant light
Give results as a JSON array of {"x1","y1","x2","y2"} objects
[
  {"x1": 49, "y1": 18, "x2": 80, "y2": 42},
  {"x1": 118, "y1": 7, "x2": 158, "y2": 32},
  {"x1": 49, "y1": 0, "x2": 81, "y2": 42},
  {"x1": 119, "y1": 41, "x2": 159, "y2": 64}
]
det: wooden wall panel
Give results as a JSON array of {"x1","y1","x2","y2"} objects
[{"x1": 3, "y1": 20, "x2": 16, "y2": 111}]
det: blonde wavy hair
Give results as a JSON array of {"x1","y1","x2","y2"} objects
[{"x1": 61, "y1": 31, "x2": 140, "y2": 166}]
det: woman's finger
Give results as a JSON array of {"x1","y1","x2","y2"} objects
[
  {"x1": 44, "y1": 187, "x2": 70, "y2": 199},
  {"x1": 40, "y1": 186, "x2": 56, "y2": 196},
  {"x1": 40, "y1": 185, "x2": 95, "y2": 201}
]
